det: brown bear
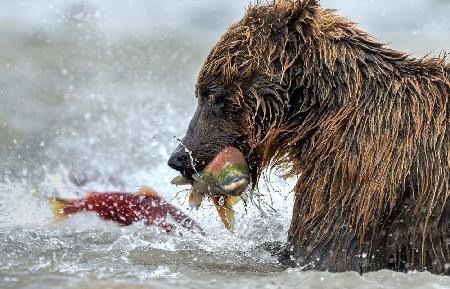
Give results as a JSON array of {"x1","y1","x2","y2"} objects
[{"x1": 168, "y1": 0, "x2": 449, "y2": 274}]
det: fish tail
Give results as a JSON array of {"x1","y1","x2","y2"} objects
[
  {"x1": 49, "y1": 198, "x2": 70, "y2": 221},
  {"x1": 213, "y1": 196, "x2": 239, "y2": 232},
  {"x1": 225, "y1": 196, "x2": 240, "y2": 208}
]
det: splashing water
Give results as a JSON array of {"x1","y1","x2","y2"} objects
[{"x1": 1, "y1": 1, "x2": 449, "y2": 288}]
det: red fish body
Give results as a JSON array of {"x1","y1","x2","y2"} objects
[{"x1": 51, "y1": 188, "x2": 203, "y2": 233}]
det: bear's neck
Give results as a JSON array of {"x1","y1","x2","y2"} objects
[{"x1": 267, "y1": 15, "x2": 450, "y2": 273}]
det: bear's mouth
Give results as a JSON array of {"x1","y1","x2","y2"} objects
[
  {"x1": 172, "y1": 146, "x2": 251, "y2": 197},
  {"x1": 178, "y1": 169, "x2": 196, "y2": 182},
  {"x1": 170, "y1": 146, "x2": 251, "y2": 231},
  {"x1": 179, "y1": 138, "x2": 254, "y2": 185}
]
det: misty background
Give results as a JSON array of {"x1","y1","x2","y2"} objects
[
  {"x1": 1, "y1": 0, "x2": 449, "y2": 186},
  {"x1": 0, "y1": 2, "x2": 449, "y2": 289}
]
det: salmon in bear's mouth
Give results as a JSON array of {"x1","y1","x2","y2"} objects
[
  {"x1": 172, "y1": 147, "x2": 250, "y2": 197},
  {"x1": 171, "y1": 147, "x2": 251, "y2": 231}
]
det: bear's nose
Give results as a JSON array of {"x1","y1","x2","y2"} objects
[{"x1": 167, "y1": 149, "x2": 191, "y2": 172}]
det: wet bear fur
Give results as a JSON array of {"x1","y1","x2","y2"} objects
[{"x1": 172, "y1": 0, "x2": 450, "y2": 274}]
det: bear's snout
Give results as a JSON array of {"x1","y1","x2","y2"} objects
[{"x1": 168, "y1": 145, "x2": 195, "y2": 178}]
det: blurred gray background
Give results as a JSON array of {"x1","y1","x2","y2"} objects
[
  {"x1": 1, "y1": 0, "x2": 449, "y2": 184},
  {"x1": 0, "y1": 4, "x2": 449, "y2": 287}
]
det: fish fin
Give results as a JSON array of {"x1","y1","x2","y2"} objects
[
  {"x1": 135, "y1": 186, "x2": 161, "y2": 200},
  {"x1": 170, "y1": 176, "x2": 191, "y2": 186},
  {"x1": 225, "y1": 196, "x2": 240, "y2": 208},
  {"x1": 188, "y1": 190, "x2": 203, "y2": 209},
  {"x1": 49, "y1": 198, "x2": 70, "y2": 221},
  {"x1": 212, "y1": 196, "x2": 236, "y2": 231}
]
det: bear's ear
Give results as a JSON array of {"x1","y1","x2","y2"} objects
[
  {"x1": 300, "y1": 0, "x2": 320, "y2": 10},
  {"x1": 291, "y1": 0, "x2": 320, "y2": 21},
  {"x1": 275, "y1": 0, "x2": 320, "y2": 37},
  {"x1": 274, "y1": 0, "x2": 320, "y2": 9}
]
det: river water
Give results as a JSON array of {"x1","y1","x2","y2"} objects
[{"x1": 1, "y1": 1, "x2": 449, "y2": 288}]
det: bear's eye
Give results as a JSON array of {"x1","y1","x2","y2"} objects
[
  {"x1": 207, "y1": 94, "x2": 225, "y2": 108},
  {"x1": 207, "y1": 94, "x2": 216, "y2": 105},
  {"x1": 203, "y1": 93, "x2": 225, "y2": 109}
]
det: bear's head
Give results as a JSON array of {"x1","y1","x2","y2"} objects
[{"x1": 168, "y1": 0, "x2": 321, "y2": 188}]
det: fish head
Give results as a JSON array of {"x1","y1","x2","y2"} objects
[
  {"x1": 196, "y1": 147, "x2": 250, "y2": 197},
  {"x1": 171, "y1": 147, "x2": 250, "y2": 231}
]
